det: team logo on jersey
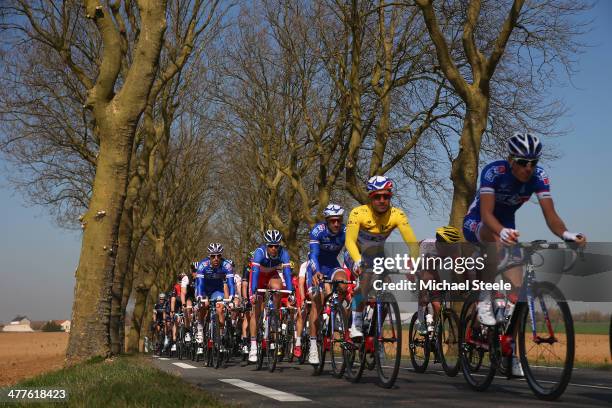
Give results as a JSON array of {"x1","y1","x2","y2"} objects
[
  {"x1": 464, "y1": 219, "x2": 478, "y2": 232},
  {"x1": 497, "y1": 165, "x2": 506, "y2": 174}
]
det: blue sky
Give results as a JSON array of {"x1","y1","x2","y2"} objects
[{"x1": 1, "y1": 3, "x2": 611, "y2": 323}]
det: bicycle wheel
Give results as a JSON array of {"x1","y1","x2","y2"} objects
[
  {"x1": 299, "y1": 327, "x2": 309, "y2": 365},
  {"x1": 409, "y1": 312, "x2": 430, "y2": 373},
  {"x1": 330, "y1": 304, "x2": 348, "y2": 378},
  {"x1": 438, "y1": 309, "x2": 460, "y2": 377},
  {"x1": 518, "y1": 282, "x2": 574, "y2": 401},
  {"x1": 459, "y1": 293, "x2": 499, "y2": 391},
  {"x1": 177, "y1": 325, "x2": 185, "y2": 360},
  {"x1": 375, "y1": 294, "x2": 402, "y2": 388},
  {"x1": 344, "y1": 310, "x2": 367, "y2": 383},
  {"x1": 312, "y1": 314, "x2": 327, "y2": 376},
  {"x1": 256, "y1": 312, "x2": 265, "y2": 371},
  {"x1": 284, "y1": 314, "x2": 295, "y2": 363},
  {"x1": 267, "y1": 311, "x2": 280, "y2": 373}
]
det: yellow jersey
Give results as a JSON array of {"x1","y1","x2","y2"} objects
[{"x1": 345, "y1": 204, "x2": 418, "y2": 264}]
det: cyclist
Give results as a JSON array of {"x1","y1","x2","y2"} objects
[
  {"x1": 345, "y1": 176, "x2": 419, "y2": 338},
  {"x1": 463, "y1": 132, "x2": 586, "y2": 375},
  {"x1": 294, "y1": 258, "x2": 309, "y2": 359},
  {"x1": 195, "y1": 243, "x2": 236, "y2": 352},
  {"x1": 152, "y1": 292, "x2": 167, "y2": 351},
  {"x1": 182, "y1": 263, "x2": 198, "y2": 343},
  {"x1": 415, "y1": 226, "x2": 462, "y2": 334},
  {"x1": 169, "y1": 273, "x2": 187, "y2": 352},
  {"x1": 240, "y1": 253, "x2": 253, "y2": 356},
  {"x1": 306, "y1": 204, "x2": 348, "y2": 364},
  {"x1": 248, "y1": 229, "x2": 294, "y2": 363}
]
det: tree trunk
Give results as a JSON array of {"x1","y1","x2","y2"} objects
[
  {"x1": 109, "y1": 207, "x2": 134, "y2": 354},
  {"x1": 127, "y1": 281, "x2": 151, "y2": 353},
  {"x1": 66, "y1": 122, "x2": 134, "y2": 363},
  {"x1": 448, "y1": 98, "x2": 488, "y2": 229},
  {"x1": 119, "y1": 252, "x2": 136, "y2": 352}
]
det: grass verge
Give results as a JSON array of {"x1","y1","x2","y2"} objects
[{"x1": 1, "y1": 355, "x2": 231, "y2": 408}]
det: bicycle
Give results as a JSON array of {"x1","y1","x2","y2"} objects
[
  {"x1": 344, "y1": 281, "x2": 402, "y2": 388},
  {"x1": 297, "y1": 300, "x2": 312, "y2": 365},
  {"x1": 278, "y1": 303, "x2": 298, "y2": 363},
  {"x1": 310, "y1": 278, "x2": 354, "y2": 378},
  {"x1": 408, "y1": 290, "x2": 460, "y2": 376},
  {"x1": 202, "y1": 297, "x2": 233, "y2": 368},
  {"x1": 255, "y1": 288, "x2": 292, "y2": 372},
  {"x1": 459, "y1": 240, "x2": 578, "y2": 400}
]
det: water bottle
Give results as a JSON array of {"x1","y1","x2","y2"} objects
[{"x1": 426, "y1": 313, "x2": 434, "y2": 334}]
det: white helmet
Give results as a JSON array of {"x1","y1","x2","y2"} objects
[
  {"x1": 264, "y1": 229, "x2": 282, "y2": 245},
  {"x1": 508, "y1": 132, "x2": 542, "y2": 159},
  {"x1": 207, "y1": 242, "x2": 224, "y2": 255},
  {"x1": 323, "y1": 204, "x2": 344, "y2": 218}
]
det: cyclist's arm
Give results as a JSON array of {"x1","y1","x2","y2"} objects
[
  {"x1": 345, "y1": 210, "x2": 362, "y2": 264},
  {"x1": 539, "y1": 198, "x2": 568, "y2": 239},
  {"x1": 281, "y1": 250, "x2": 293, "y2": 291},
  {"x1": 480, "y1": 193, "x2": 505, "y2": 236},
  {"x1": 308, "y1": 226, "x2": 321, "y2": 273},
  {"x1": 225, "y1": 264, "x2": 236, "y2": 297},
  {"x1": 170, "y1": 296, "x2": 176, "y2": 313},
  {"x1": 250, "y1": 250, "x2": 263, "y2": 296},
  {"x1": 395, "y1": 209, "x2": 419, "y2": 259}
]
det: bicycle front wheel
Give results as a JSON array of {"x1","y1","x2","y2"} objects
[
  {"x1": 438, "y1": 309, "x2": 460, "y2": 377},
  {"x1": 459, "y1": 293, "x2": 499, "y2": 391},
  {"x1": 330, "y1": 304, "x2": 348, "y2": 378},
  {"x1": 518, "y1": 282, "x2": 574, "y2": 401},
  {"x1": 409, "y1": 312, "x2": 430, "y2": 373},
  {"x1": 375, "y1": 294, "x2": 402, "y2": 388}
]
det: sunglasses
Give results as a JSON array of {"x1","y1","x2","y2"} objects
[
  {"x1": 370, "y1": 193, "x2": 392, "y2": 201},
  {"x1": 327, "y1": 217, "x2": 342, "y2": 224},
  {"x1": 210, "y1": 254, "x2": 222, "y2": 259},
  {"x1": 267, "y1": 244, "x2": 280, "y2": 249},
  {"x1": 512, "y1": 157, "x2": 538, "y2": 167}
]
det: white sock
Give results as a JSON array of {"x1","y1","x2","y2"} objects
[
  {"x1": 251, "y1": 339, "x2": 257, "y2": 348},
  {"x1": 295, "y1": 337, "x2": 301, "y2": 347},
  {"x1": 310, "y1": 336, "x2": 317, "y2": 349}
]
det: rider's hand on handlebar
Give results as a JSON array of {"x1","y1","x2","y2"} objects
[
  {"x1": 563, "y1": 231, "x2": 586, "y2": 246},
  {"x1": 499, "y1": 228, "x2": 519, "y2": 245},
  {"x1": 352, "y1": 260, "x2": 363, "y2": 277},
  {"x1": 312, "y1": 272, "x2": 324, "y2": 286}
]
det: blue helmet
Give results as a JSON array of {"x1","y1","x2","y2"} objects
[
  {"x1": 366, "y1": 175, "x2": 394, "y2": 193},
  {"x1": 508, "y1": 132, "x2": 542, "y2": 159},
  {"x1": 323, "y1": 204, "x2": 344, "y2": 218}
]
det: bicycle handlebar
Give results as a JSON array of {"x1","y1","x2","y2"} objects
[{"x1": 257, "y1": 288, "x2": 292, "y2": 294}]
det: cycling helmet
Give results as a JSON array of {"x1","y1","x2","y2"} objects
[
  {"x1": 508, "y1": 132, "x2": 542, "y2": 159},
  {"x1": 366, "y1": 175, "x2": 394, "y2": 194},
  {"x1": 190, "y1": 261, "x2": 199, "y2": 271},
  {"x1": 435, "y1": 226, "x2": 462, "y2": 244},
  {"x1": 264, "y1": 229, "x2": 282, "y2": 245},
  {"x1": 207, "y1": 242, "x2": 224, "y2": 255},
  {"x1": 323, "y1": 204, "x2": 344, "y2": 218},
  {"x1": 158, "y1": 292, "x2": 166, "y2": 300}
]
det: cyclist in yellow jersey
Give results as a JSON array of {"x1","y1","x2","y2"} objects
[{"x1": 346, "y1": 175, "x2": 419, "y2": 337}]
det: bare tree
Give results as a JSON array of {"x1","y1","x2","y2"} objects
[{"x1": 415, "y1": 0, "x2": 590, "y2": 227}]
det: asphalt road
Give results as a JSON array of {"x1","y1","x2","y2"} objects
[{"x1": 151, "y1": 354, "x2": 612, "y2": 407}]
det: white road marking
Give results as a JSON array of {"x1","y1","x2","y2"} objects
[
  {"x1": 219, "y1": 379, "x2": 311, "y2": 402},
  {"x1": 172, "y1": 362, "x2": 197, "y2": 369},
  {"x1": 158, "y1": 357, "x2": 169, "y2": 360}
]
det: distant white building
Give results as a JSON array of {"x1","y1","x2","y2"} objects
[
  {"x1": 3, "y1": 315, "x2": 34, "y2": 332},
  {"x1": 60, "y1": 320, "x2": 71, "y2": 333}
]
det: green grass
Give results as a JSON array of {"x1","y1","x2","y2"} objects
[
  {"x1": 1, "y1": 355, "x2": 231, "y2": 408},
  {"x1": 572, "y1": 321, "x2": 610, "y2": 335}
]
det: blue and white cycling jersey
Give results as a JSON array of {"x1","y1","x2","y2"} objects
[
  {"x1": 250, "y1": 245, "x2": 293, "y2": 295},
  {"x1": 464, "y1": 160, "x2": 551, "y2": 241},
  {"x1": 307, "y1": 222, "x2": 346, "y2": 285},
  {"x1": 195, "y1": 257, "x2": 235, "y2": 299}
]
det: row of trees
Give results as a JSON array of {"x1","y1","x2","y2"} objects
[{"x1": 0, "y1": 0, "x2": 589, "y2": 363}]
